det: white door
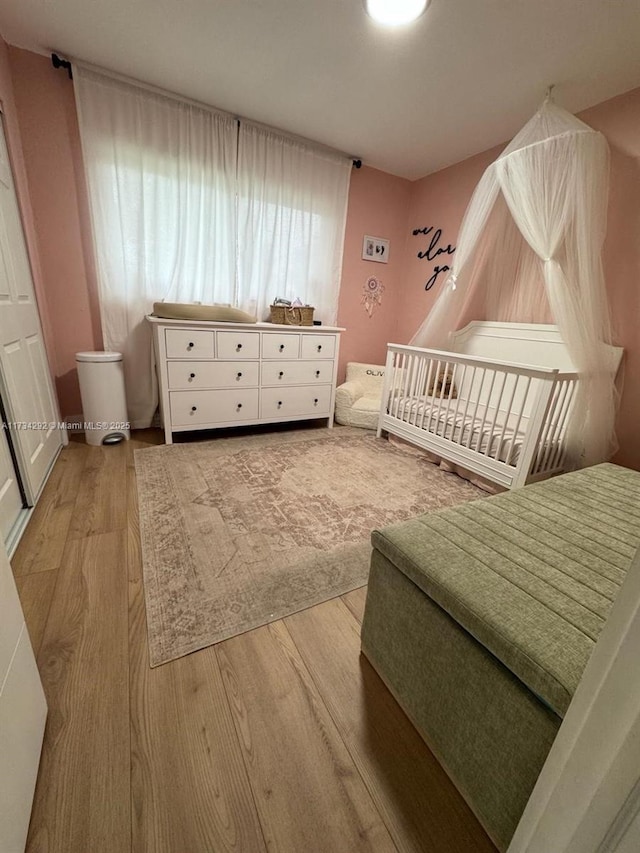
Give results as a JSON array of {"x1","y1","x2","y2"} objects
[
  {"x1": 0, "y1": 422, "x2": 22, "y2": 542},
  {"x1": 0, "y1": 114, "x2": 62, "y2": 503},
  {"x1": 0, "y1": 534, "x2": 47, "y2": 853}
]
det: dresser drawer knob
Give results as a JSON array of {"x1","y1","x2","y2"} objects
[
  {"x1": 279, "y1": 344, "x2": 285, "y2": 352},
  {"x1": 316, "y1": 345, "x2": 322, "y2": 352},
  {"x1": 237, "y1": 403, "x2": 243, "y2": 409},
  {"x1": 236, "y1": 343, "x2": 243, "y2": 350},
  {"x1": 279, "y1": 371, "x2": 284, "y2": 378},
  {"x1": 188, "y1": 341, "x2": 195, "y2": 349},
  {"x1": 189, "y1": 372, "x2": 196, "y2": 379},
  {"x1": 237, "y1": 371, "x2": 243, "y2": 378},
  {"x1": 315, "y1": 370, "x2": 320, "y2": 377},
  {"x1": 191, "y1": 405, "x2": 197, "y2": 412},
  {"x1": 314, "y1": 398, "x2": 319, "y2": 404},
  {"x1": 277, "y1": 401, "x2": 283, "y2": 407}
]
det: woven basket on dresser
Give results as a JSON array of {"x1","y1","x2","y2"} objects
[{"x1": 269, "y1": 305, "x2": 314, "y2": 326}]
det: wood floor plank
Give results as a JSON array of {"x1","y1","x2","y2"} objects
[
  {"x1": 14, "y1": 568, "x2": 58, "y2": 657},
  {"x1": 26, "y1": 531, "x2": 131, "y2": 853},
  {"x1": 342, "y1": 585, "x2": 368, "y2": 623},
  {"x1": 217, "y1": 620, "x2": 398, "y2": 853},
  {"x1": 127, "y1": 452, "x2": 267, "y2": 853},
  {"x1": 12, "y1": 441, "x2": 88, "y2": 577},
  {"x1": 67, "y1": 442, "x2": 128, "y2": 540},
  {"x1": 285, "y1": 598, "x2": 497, "y2": 853}
]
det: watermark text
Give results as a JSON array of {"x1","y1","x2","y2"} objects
[{"x1": 2, "y1": 421, "x2": 130, "y2": 431}]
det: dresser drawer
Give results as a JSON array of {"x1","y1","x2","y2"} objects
[
  {"x1": 261, "y1": 385, "x2": 332, "y2": 419},
  {"x1": 165, "y1": 329, "x2": 215, "y2": 359},
  {"x1": 300, "y1": 334, "x2": 336, "y2": 359},
  {"x1": 262, "y1": 333, "x2": 300, "y2": 359},
  {"x1": 261, "y1": 360, "x2": 334, "y2": 386},
  {"x1": 170, "y1": 389, "x2": 259, "y2": 426},
  {"x1": 167, "y1": 361, "x2": 259, "y2": 390},
  {"x1": 216, "y1": 331, "x2": 260, "y2": 359}
]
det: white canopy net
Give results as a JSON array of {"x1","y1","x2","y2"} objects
[{"x1": 411, "y1": 99, "x2": 617, "y2": 470}]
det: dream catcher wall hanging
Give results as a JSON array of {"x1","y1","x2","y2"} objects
[{"x1": 362, "y1": 276, "x2": 385, "y2": 317}]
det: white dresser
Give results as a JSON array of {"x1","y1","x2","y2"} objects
[{"x1": 148, "y1": 317, "x2": 344, "y2": 444}]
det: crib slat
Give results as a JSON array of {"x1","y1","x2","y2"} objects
[
  {"x1": 547, "y1": 379, "x2": 573, "y2": 471},
  {"x1": 420, "y1": 357, "x2": 437, "y2": 431},
  {"x1": 476, "y1": 369, "x2": 497, "y2": 455},
  {"x1": 536, "y1": 379, "x2": 568, "y2": 474},
  {"x1": 400, "y1": 353, "x2": 411, "y2": 422},
  {"x1": 405, "y1": 354, "x2": 416, "y2": 423},
  {"x1": 399, "y1": 352, "x2": 408, "y2": 418},
  {"x1": 554, "y1": 383, "x2": 576, "y2": 471},
  {"x1": 400, "y1": 353, "x2": 410, "y2": 421},
  {"x1": 485, "y1": 370, "x2": 507, "y2": 459},
  {"x1": 505, "y1": 376, "x2": 532, "y2": 467},
  {"x1": 426, "y1": 359, "x2": 442, "y2": 434},
  {"x1": 466, "y1": 368, "x2": 487, "y2": 450},
  {"x1": 496, "y1": 374, "x2": 519, "y2": 464},
  {"x1": 434, "y1": 360, "x2": 449, "y2": 428},
  {"x1": 439, "y1": 360, "x2": 456, "y2": 440},
  {"x1": 412, "y1": 357, "x2": 428, "y2": 427},
  {"x1": 390, "y1": 352, "x2": 403, "y2": 419},
  {"x1": 548, "y1": 379, "x2": 576, "y2": 471},
  {"x1": 447, "y1": 363, "x2": 466, "y2": 442},
  {"x1": 409, "y1": 354, "x2": 422, "y2": 426},
  {"x1": 459, "y1": 366, "x2": 476, "y2": 449},
  {"x1": 388, "y1": 352, "x2": 397, "y2": 418},
  {"x1": 533, "y1": 381, "x2": 562, "y2": 475}
]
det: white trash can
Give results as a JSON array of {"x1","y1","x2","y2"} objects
[{"x1": 76, "y1": 351, "x2": 130, "y2": 446}]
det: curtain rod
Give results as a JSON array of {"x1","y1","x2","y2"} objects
[{"x1": 50, "y1": 53, "x2": 362, "y2": 169}]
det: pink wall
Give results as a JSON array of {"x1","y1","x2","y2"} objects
[
  {"x1": 337, "y1": 165, "x2": 411, "y2": 380},
  {"x1": 581, "y1": 89, "x2": 640, "y2": 469},
  {"x1": 8, "y1": 47, "x2": 102, "y2": 417},
  {"x1": 0, "y1": 40, "x2": 57, "y2": 382}
]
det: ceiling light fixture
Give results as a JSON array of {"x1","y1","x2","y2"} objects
[{"x1": 364, "y1": 0, "x2": 430, "y2": 26}]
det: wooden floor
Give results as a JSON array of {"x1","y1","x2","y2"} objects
[{"x1": 12, "y1": 430, "x2": 497, "y2": 853}]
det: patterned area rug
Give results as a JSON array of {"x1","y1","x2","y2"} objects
[{"x1": 135, "y1": 427, "x2": 484, "y2": 666}]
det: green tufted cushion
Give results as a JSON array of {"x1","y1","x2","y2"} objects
[{"x1": 371, "y1": 463, "x2": 640, "y2": 716}]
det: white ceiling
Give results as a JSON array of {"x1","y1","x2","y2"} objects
[{"x1": 0, "y1": 0, "x2": 639, "y2": 180}]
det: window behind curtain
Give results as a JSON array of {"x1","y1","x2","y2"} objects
[
  {"x1": 74, "y1": 66, "x2": 351, "y2": 427},
  {"x1": 236, "y1": 123, "x2": 351, "y2": 325}
]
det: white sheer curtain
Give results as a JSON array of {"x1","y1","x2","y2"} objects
[
  {"x1": 236, "y1": 122, "x2": 351, "y2": 324},
  {"x1": 74, "y1": 67, "x2": 351, "y2": 428},
  {"x1": 410, "y1": 101, "x2": 617, "y2": 468},
  {"x1": 497, "y1": 130, "x2": 614, "y2": 466},
  {"x1": 74, "y1": 66, "x2": 238, "y2": 426}
]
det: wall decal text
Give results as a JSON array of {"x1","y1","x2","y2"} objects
[{"x1": 413, "y1": 226, "x2": 456, "y2": 291}]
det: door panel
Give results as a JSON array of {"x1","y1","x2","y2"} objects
[
  {"x1": 0, "y1": 533, "x2": 47, "y2": 853},
  {"x1": 0, "y1": 115, "x2": 62, "y2": 502},
  {"x1": 0, "y1": 426, "x2": 21, "y2": 552},
  {"x1": 0, "y1": 625, "x2": 47, "y2": 853}
]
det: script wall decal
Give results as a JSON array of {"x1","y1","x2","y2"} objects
[{"x1": 413, "y1": 226, "x2": 456, "y2": 291}]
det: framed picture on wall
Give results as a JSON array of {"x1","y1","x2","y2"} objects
[{"x1": 362, "y1": 235, "x2": 390, "y2": 263}]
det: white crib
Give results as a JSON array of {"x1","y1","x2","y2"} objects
[{"x1": 377, "y1": 321, "x2": 623, "y2": 490}]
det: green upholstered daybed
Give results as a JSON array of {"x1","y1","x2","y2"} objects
[{"x1": 361, "y1": 463, "x2": 640, "y2": 851}]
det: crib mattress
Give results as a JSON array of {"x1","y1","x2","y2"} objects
[
  {"x1": 371, "y1": 463, "x2": 640, "y2": 716},
  {"x1": 389, "y1": 395, "x2": 562, "y2": 468}
]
